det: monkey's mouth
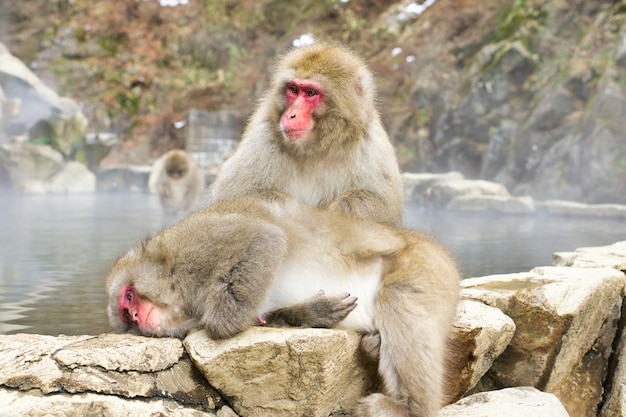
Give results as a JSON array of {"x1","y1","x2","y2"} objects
[
  {"x1": 282, "y1": 128, "x2": 307, "y2": 141},
  {"x1": 137, "y1": 307, "x2": 155, "y2": 331}
]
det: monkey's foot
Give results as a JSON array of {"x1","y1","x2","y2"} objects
[
  {"x1": 261, "y1": 291, "x2": 357, "y2": 328},
  {"x1": 354, "y1": 393, "x2": 410, "y2": 417},
  {"x1": 360, "y1": 332, "x2": 381, "y2": 360},
  {"x1": 304, "y1": 291, "x2": 358, "y2": 327}
]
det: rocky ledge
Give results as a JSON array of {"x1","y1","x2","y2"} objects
[
  {"x1": 1, "y1": 241, "x2": 625, "y2": 417},
  {"x1": 403, "y1": 172, "x2": 626, "y2": 219}
]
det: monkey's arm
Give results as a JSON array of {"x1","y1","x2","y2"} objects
[
  {"x1": 194, "y1": 220, "x2": 288, "y2": 340},
  {"x1": 324, "y1": 189, "x2": 402, "y2": 226},
  {"x1": 261, "y1": 291, "x2": 357, "y2": 328}
]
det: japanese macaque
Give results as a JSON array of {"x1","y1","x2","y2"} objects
[
  {"x1": 106, "y1": 193, "x2": 460, "y2": 417},
  {"x1": 154, "y1": 150, "x2": 205, "y2": 215},
  {"x1": 209, "y1": 43, "x2": 404, "y2": 225}
]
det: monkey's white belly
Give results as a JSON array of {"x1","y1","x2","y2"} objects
[{"x1": 259, "y1": 257, "x2": 382, "y2": 333}]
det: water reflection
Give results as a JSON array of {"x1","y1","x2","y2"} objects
[
  {"x1": 0, "y1": 193, "x2": 183, "y2": 335},
  {"x1": 403, "y1": 202, "x2": 626, "y2": 279},
  {"x1": 0, "y1": 195, "x2": 624, "y2": 336}
]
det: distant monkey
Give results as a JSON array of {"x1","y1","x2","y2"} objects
[
  {"x1": 106, "y1": 194, "x2": 460, "y2": 417},
  {"x1": 210, "y1": 43, "x2": 404, "y2": 225},
  {"x1": 154, "y1": 150, "x2": 205, "y2": 214}
]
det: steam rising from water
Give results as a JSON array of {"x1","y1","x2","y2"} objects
[{"x1": 0, "y1": 194, "x2": 624, "y2": 336}]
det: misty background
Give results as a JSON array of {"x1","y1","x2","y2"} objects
[{"x1": 0, "y1": 0, "x2": 625, "y2": 335}]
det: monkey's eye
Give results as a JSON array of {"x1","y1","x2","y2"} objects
[
  {"x1": 287, "y1": 84, "x2": 298, "y2": 95},
  {"x1": 126, "y1": 292, "x2": 133, "y2": 302},
  {"x1": 306, "y1": 89, "x2": 317, "y2": 97}
]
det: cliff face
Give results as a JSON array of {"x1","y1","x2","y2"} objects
[
  {"x1": 2, "y1": 0, "x2": 626, "y2": 203},
  {"x1": 385, "y1": 0, "x2": 626, "y2": 204}
]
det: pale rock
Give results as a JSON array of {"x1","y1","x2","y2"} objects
[
  {"x1": 0, "y1": 390, "x2": 220, "y2": 417},
  {"x1": 184, "y1": 327, "x2": 374, "y2": 417},
  {"x1": 539, "y1": 199, "x2": 626, "y2": 219},
  {"x1": 402, "y1": 171, "x2": 464, "y2": 201},
  {"x1": 461, "y1": 266, "x2": 626, "y2": 417},
  {"x1": 554, "y1": 241, "x2": 626, "y2": 417},
  {"x1": 96, "y1": 164, "x2": 152, "y2": 192},
  {"x1": 439, "y1": 387, "x2": 570, "y2": 417},
  {"x1": 0, "y1": 41, "x2": 87, "y2": 155},
  {"x1": 0, "y1": 142, "x2": 64, "y2": 187},
  {"x1": 46, "y1": 160, "x2": 96, "y2": 193},
  {"x1": 0, "y1": 333, "x2": 221, "y2": 411},
  {"x1": 421, "y1": 178, "x2": 510, "y2": 208},
  {"x1": 447, "y1": 299, "x2": 516, "y2": 401},
  {"x1": 553, "y1": 240, "x2": 626, "y2": 270},
  {"x1": 0, "y1": 142, "x2": 94, "y2": 193},
  {"x1": 447, "y1": 194, "x2": 535, "y2": 214}
]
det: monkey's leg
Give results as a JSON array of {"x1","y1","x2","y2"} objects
[
  {"x1": 354, "y1": 244, "x2": 459, "y2": 417},
  {"x1": 262, "y1": 291, "x2": 357, "y2": 328}
]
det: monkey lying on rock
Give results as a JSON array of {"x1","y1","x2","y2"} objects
[{"x1": 106, "y1": 194, "x2": 460, "y2": 417}]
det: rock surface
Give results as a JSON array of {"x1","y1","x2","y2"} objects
[
  {"x1": 439, "y1": 387, "x2": 570, "y2": 417},
  {"x1": 0, "y1": 41, "x2": 87, "y2": 156},
  {"x1": 553, "y1": 241, "x2": 626, "y2": 270},
  {"x1": 0, "y1": 142, "x2": 95, "y2": 193},
  {"x1": 462, "y1": 266, "x2": 626, "y2": 417},
  {"x1": 184, "y1": 327, "x2": 374, "y2": 417},
  {"x1": 0, "y1": 333, "x2": 222, "y2": 413},
  {"x1": 403, "y1": 172, "x2": 626, "y2": 218},
  {"x1": 448, "y1": 299, "x2": 516, "y2": 401}
]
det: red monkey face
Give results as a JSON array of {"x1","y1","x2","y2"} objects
[
  {"x1": 112, "y1": 281, "x2": 197, "y2": 338},
  {"x1": 280, "y1": 79, "x2": 324, "y2": 141},
  {"x1": 118, "y1": 284, "x2": 159, "y2": 333}
]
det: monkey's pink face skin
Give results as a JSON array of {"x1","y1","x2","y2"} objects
[
  {"x1": 280, "y1": 79, "x2": 324, "y2": 141},
  {"x1": 119, "y1": 284, "x2": 160, "y2": 333}
]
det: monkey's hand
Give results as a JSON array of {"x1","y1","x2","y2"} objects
[{"x1": 262, "y1": 291, "x2": 357, "y2": 328}]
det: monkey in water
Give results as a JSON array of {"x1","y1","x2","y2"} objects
[
  {"x1": 106, "y1": 194, "x2": 460, "y2": 417},
  {"x1": 209, "y1": 43, "x2": 404, "y2": 225},
  {"x1": 154, "y1": 150, "x2": 205, "y2": 215}
]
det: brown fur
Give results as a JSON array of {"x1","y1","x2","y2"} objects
[
  {"x1": 209, "y1": 43, "x2": 403, "y2": 225},
  {"x1": 106, "y1": 194, "x2": 460, "y2": 416},
  {"x1": 156, "y1": 150, "x2": 205, "y2": 215}
]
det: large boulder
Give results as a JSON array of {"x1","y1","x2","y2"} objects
[
  {"x1": 440, "y1": 387, "x2": 570, "y2": 417},
  {"x1": 0, "y1": 42, "x2": 87, "y2": 156},
  {"x1": 447, "y1": 194, "x2": 535, "y2": 215},
  {"x1": 184, "y1": 327, "x2": 374, "y2": 417},
  {"x1": 0, "y1": 333, "x2": 223, "y2": 413},
  {"x1": 421, "y1": 178, "x2": 509, "y2": 208},
  {"x1": 96, "y1": 165, "x2": 152, "y2": 192},
  {"x1": 462, "y1": 266, "x2": 626, "y2": 417},
  {"x1": 184, "y1": 304, "x2": 519, "y2": 416},
  {"x1": 448, "y1": 299, "x2": 516, "y2": 401},
  {"x1": 550, "y1": 240, "x2": 626, "y2": 417},
  {"x1": 0, "y1": 142, "x2": 95, "y2": 193},
  {"x1": 553, "y1": 240, "x2": 626, "y2": 270},
  {"x1": 0, "y1": 391, "x2": 226, "y2": 417}
]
